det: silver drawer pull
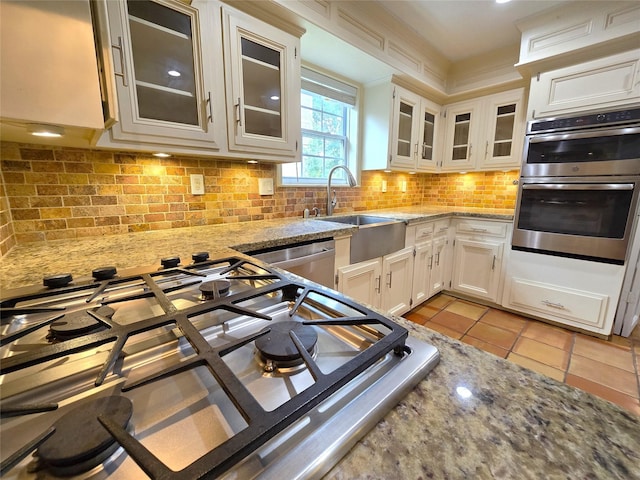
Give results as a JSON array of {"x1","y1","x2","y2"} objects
[
  {"x1": 542, "y1": 300, "x2": 565, "y2": 310},
  {"x1": 471, "y1": 227, "x2": 488, "y2": 232}
]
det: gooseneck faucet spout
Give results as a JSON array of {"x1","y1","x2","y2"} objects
[{"x1": 326, "y1": 165, "x2": 357, "y2": 216}]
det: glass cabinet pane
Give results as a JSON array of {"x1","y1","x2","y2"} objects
[
  {"x1": 241, "y1": 37, "x2": 282, "y2": 138},
  {"x1": 452, "y1": 113, "x2": 471, "y2": 160},
  {"x1": 421, "y1": 111, "x2": 435, "y2": 160},
  {"x1": 127, "y1": 0, "x2": 198, "y2": 125},
  {"x1": 397, "y1": 101, "x2": 414, "y2": 157},
  {"x1": 492, "y1": 104, "x2": 515, "y2": 157}
]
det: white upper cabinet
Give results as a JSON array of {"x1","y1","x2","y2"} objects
[
  {"x1": 99, "y1": 0, "x2": 224, "y2": 149},
  {"x1": 222, "y1": 7, "x2": 300, "y2": 156},
  {"x1": 528, "y1": 49, "x2": 640, "y2": 119},
  {"x1": 95, "y1": 0, "x2": 301, "y2": 161},
  {"x1": 0, "y1": 0, "x2": 104, "y2": 146},
  {"x1": 363, "y1": 83, "x2": 441, "y2": 172},
  {"x1": 441, "y1": 88, "x2": 525, "y2": 172}
]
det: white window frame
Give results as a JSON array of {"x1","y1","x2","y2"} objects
[{"x1": 278, "y1": 66, "x2": 360, "y2": 187}]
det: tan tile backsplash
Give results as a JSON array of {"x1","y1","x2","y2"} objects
[{"x1": 0, "y1": 141, "x2": 519, "y2": 256}]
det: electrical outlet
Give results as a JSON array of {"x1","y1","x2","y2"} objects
[
  {"x1": 258, "y1": 178, "x2": 274, "y2": 195},
  {"x1": 401, "y1": 180, "x2": 407, "y2": 192},
  {"x1": 381, "y1": 180, "x2": 387, "y2": 192},
  {"x1": 190, "y1": 174, "x2": 205, "y2": 195}
]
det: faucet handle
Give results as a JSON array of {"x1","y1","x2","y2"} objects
[{"x1": 312, "y1": 207, "x2": 320, "y2": 217}]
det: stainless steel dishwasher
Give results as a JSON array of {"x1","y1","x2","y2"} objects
[{"x1": 246, "y1": 238, "x2": 336, "y2": 288}]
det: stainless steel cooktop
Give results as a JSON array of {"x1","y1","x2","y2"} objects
[{"x1": 0, "y1": 253, "x2": 439, "y2": 479}]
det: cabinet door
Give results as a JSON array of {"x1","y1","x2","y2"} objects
[
  {"x1": 338, "y1": 259, "x2": 382, "y2": 309},
  {"x1": 529, "y1": 49, "x2": 640, "y2": 119},
  {"x1": 429, "y1": 236, "x2": 448, "y2": 298},
  {"x1": 412, "y1": 241, "x2": 433, "y2": 306},
  {"x1": 441, "y1": 100, "x2": 481, "y2": 171},
  {"x1": 416, "y1": 98, "x2": 441, "y2": 172},
  {"x1": 479, "y1": 89, "x2": 525, "y2": 171},
  {"x1": 381, "y1": 248, "x2": 414, "y2": 316},
  {"x1": 390, "y1": 86, "x2": 421, "y2": 169},
  {"x1": 223, "y1": 7, "x2": 300, "y2": 155},
  {"x1": 452, "y1": 238, "x2": 503, "y2": 302},
  {"x1": 105, "y1": 0, "x2": 222, "y2": 147}
]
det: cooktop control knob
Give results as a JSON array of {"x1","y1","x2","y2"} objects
[
  {"x1": 161, "y1": 256, "x2": 181, "y2": 268},
  {"x1": 192, "y1": 251, "x2": 210, "y2": 263},
  {"x1": 92, "y1": 266, "x2": 117, "y2": 281},
  {"x1": 43, "y1": 273, "x2": 73, "y2": 288}
]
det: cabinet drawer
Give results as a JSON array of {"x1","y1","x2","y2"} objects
[
  {"x1": 415, "y1": 223, "x2": 435, "y2": 242},
  {"x1": 455, "y1": 220, "x2": 506, "y2": 238},
  {"x1": 433, "y1": 219, "x2": 450, "y2": 236},
  {"x1": 507, "y1": 277, "x2": 608, "y2": 329}
]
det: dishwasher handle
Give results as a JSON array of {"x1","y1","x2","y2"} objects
[{"x1": 269, "y1": 248, "x2": 334, "y2": 270}]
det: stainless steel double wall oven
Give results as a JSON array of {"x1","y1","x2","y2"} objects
[{"x1": 512, "y1": 107, "x2": 640, "y2": 264}]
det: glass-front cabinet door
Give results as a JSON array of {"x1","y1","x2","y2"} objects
[
  {"x1": 103, "y1": 0, "x2": 224, "y2": 148},
  {"x1": 223, "y1": 7, "x2": 300, "y2": 156},
  {"x1": 480, "y1": 88, "x2": 525, "y2": 170},
  {"x1": 416, "y1": 98, "x2": 441, "y2": 172},
  {"x1": 441, "y1": 99, "x2": 480, "y2": 171},
  {"x1": 390, "y1": 86, "x2": 421, "y2": 169}
]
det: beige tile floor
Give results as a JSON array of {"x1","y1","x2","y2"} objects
[{"x1": 404, "y1": 294, "x2": 640, "y2": 416}]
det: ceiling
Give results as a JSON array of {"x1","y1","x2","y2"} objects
[
  {"x1": 373, "y1": 0, "x2": 576, "y2": 63},
  {"x1": 300, "y1": 0, "x2": 581, "y2": 86}
]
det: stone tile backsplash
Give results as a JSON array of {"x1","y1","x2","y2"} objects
[{"x1": 0, "y1": 142, "x2": 518, "y2": 256}]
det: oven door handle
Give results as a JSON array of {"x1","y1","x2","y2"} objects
[
  {"x1": 527, "y1": 125, "x2": 640, "y2": 141},
  {"x1": 522, "y1": 183, "x2": 635, "y2": 191}
]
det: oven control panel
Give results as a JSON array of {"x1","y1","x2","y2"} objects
[{"x1": 528, "y1": 107, "x2": 640, "y2": 134}]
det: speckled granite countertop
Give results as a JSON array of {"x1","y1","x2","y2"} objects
[
  {"x1": 0, "y1": 207, "x2": 513, "y2": 290},
  {"x1": 1, "y1": 207, "x2": 638, "y2": 479},
  {"x1": 326, "y1": 318, "x2": 640, "y2": 480}
]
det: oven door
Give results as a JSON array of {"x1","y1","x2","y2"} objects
[
  {"x1": 521, "y1": 126, "x2": 640, "y2": 177},
  {"x1": 512, "y1": 176, "x2": 640, "y2": 264}
]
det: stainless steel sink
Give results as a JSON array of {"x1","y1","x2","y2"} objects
[
  {"x1": 317, "y1": 214, "x2": 399, "y2": 226},
  {"x1": 316, "y1": 215, "x2": 406, "y2": 263}
]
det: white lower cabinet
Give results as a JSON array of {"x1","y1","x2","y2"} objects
[
  {"x1": 338, "y1": 247, "x2": 414, "y2": 316},
  {"x1": 381, "y1": 248, "x2": 414, "y2": 316},
  {"x1": 502, "y1": 250, "x2": 627, "y2": 335},
  {"x1": 449, "y1": 218, "x2": 509, "y2": 303},
  {"x1": 337, "y1": 258, "x2": 382, "y2": 309},
  {"x1": 411, "y1": 223, "x2": 449, "y2": 306},
  {"x1": 451, "y1": 238, "x2": 503, "y2": 302}
]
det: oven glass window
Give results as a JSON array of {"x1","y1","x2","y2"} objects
[
  {"x1": 527, "y1": 132, "x2": 640, "y2": 164},
  {"x1": 518, "y1": 185, "x2": 634, "y2": 238}
]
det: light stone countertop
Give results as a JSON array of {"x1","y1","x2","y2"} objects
[
  {"x1": 1, "y1": 206, "x2": 638, "y2": 479},
  {"x1": 0, "y1": 207, "x2": 512, "y2": 290},
  {"x1": 325, "y1": 318, "x2": 640, "y2": 479}
]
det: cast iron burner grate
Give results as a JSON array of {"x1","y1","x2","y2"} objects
[{"x1": 0, "y1": 256, "x2": 411, "y2": 479}]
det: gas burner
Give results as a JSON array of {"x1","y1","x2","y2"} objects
[
  {"x1": 43, "y1": 274, "x2": 73, "y2": 289},
  {"x1": 199, "y1": 279, "x2": 231, "y2": 301},
  {"x1": 35, "y1": 396, "x2": 132, "y2": 477},
  {"x1": 255, "y1": 321, "x2": 318, "y2": 372},
  {"x1": 47, "y1": 306, "x2": 114, "y2": 342}
]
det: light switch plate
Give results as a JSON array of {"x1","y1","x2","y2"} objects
[
  {"x1": 258, "y1": 178, "x2": 274, "y2": 196},
  {"x1": 190, "y1": 174, "x2": 205, "y2": 195}
]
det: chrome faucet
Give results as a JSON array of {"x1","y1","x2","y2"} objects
[{"x1": 326, "y1": 165, "x2": 357, "y2": 216}]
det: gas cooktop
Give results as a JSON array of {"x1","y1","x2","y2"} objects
[{"x1": 0, "y1": 252, "x2": 439, "y2": 479}]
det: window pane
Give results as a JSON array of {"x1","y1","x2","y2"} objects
[{"x1": 283, "y1": 85, "x2": 354, "y2": 185}]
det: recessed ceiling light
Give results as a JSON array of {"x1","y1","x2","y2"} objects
[
  {"x1": 27, "y1": 124, "x2": 64, "y2": 137},
  {"x1": 247, "y1": 160, "x2": 259, "y2": 164},
  {"x1": 167, "y1": 70, "x2": 181, "y2": 77},
  {"x1": 270, "y1": 95, "x2": 280, "y2": 101},
  {"x1": 153, "y1": 152, "x2": 171, "y2": 158}
]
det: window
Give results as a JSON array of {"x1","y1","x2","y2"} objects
[{"x1": 280, "y1": 67, "x2": 359, "y2": 186}]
